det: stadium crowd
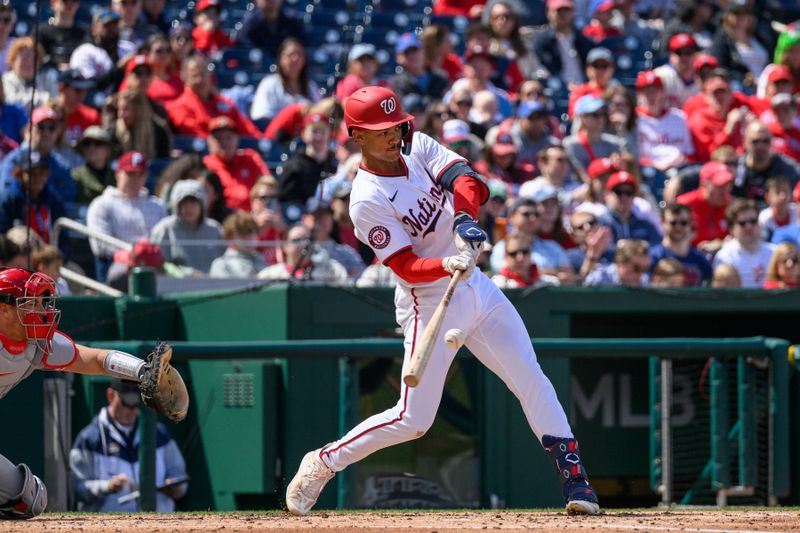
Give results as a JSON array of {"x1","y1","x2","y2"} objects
[{"x1": 0, "y1": 0, "x2": 799, "y2": 290}]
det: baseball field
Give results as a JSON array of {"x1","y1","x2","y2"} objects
[{"x1": 3, "y1": 508, "x2": 799, "y2": 532}]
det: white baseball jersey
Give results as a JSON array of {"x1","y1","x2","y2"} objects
[
  {"x1": 654, "y1": 64, "x2": 700, "y2": 109},
  {"x1": 0, "y1": 331, "x2": 78, "y2": 400},
  {"x1": 350, "y1": 132, "x2": 463, "y2": 294},
  {"x1": 637, "y1": 108, "x2": 695, "y2": 168},
  {"x1": 320, "y1": 131, "x2": 574, "y2": 473}
]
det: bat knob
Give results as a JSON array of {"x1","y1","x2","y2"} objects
[{"x1": 403, "y1": 373, "x2": 419, "y2": 388}]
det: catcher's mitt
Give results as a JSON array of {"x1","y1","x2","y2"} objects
[{"x1": 139, "y1": 342, "x2": 189, "y2": 422}]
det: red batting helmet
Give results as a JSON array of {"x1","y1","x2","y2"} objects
[
  {"x1": 344, "y1": 86, "x2": 413, "y2": 134},
  {"x1": 0, "y1": 267, "x2": 61, "y2": 346}
]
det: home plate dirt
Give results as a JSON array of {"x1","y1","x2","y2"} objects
[{"x1": 3, "y1": 509, "x2": 799, "y2": 533}]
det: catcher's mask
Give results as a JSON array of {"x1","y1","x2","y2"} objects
[{"x1": 0, "y1": 267, "x2": 61, "y2": 347}]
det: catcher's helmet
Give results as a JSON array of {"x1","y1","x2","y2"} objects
[
  {"x1": 344, "y1": 86, "x2": 415, "y2": 154},
  {"x1": 0, "y1": 267, "x2": 60, "y2": 345}
]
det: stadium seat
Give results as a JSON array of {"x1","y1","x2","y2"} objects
[{"x1": 174, "y1": 135, "x2": 208, "y2": 154}]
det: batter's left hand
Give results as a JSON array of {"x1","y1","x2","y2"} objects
[{"x1": 453, "y1": 212, "x2": 487, "y2": 259}]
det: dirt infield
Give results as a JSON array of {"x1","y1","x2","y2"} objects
[{"x1": 3, "y1": 509, "x2": 799, "y2": 533}]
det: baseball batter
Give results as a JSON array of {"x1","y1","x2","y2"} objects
[
  {"x1": 286, "y1": 87, "x2": 599, "y2": 516},
  {"x1": 0, "y1": 267, "x2": 187, "y2": 520}
]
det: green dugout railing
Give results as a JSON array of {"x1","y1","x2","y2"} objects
[{"x1": 84, "y1": 336, "x2": 793, "y2": 511}]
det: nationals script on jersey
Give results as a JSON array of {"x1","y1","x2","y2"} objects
[
  {"x1": 350, "y1": 132, "x2": 464, "y2": 291},
  {"x1": 0, "y1": 331, "x2": 78, "y2": 399}
]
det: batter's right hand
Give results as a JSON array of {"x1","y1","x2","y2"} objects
[{"x1": 442, "y1": 252, "x2": 475, "y2": 278}]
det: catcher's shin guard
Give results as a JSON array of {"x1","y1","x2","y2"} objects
[{"x1": 542, "y1": 435, "x2": 600, "y2": 515}]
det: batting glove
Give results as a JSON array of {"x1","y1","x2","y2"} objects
[
  {"x1": 453, "y1": 212, "x2": 488, "y2": 260},
  {"x1": 442, "y1": 251, "x2": 475, "y2": 278}
]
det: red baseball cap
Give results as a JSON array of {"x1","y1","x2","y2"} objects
[
  {"x1": 492, "y1": 131, "x2": 518, "y2": 156},
  {"x1": 767, "y1": 65, "x2": 793, "y2": 84},
  {"x1": 117, "y1": 151, "x2": 147, "y2": 173},
  {"x1": 196, "y1": 0, "x2": 221, "y2": 12},
  {"x1": 693, "y1": 53, "x2": 720, "y2": 71},
  {"x1": 668, "y1": 33, "x2": 698, "y2": 53},
  {"x1": 587, "y1": 157, "x2": 619, "y2": 179},
  {"x1": 303, "y1": 113, "x2": 331, "y2": 128},
  {"x1": 464, "y1": 45, "x2": 494, "y2": 65},
  {"x1": 700, "y1": 161, "x2": 734, "y2": 187},
  {"x1": 31, "y1": 106, "x2": 57, "y2": 125},
  {"x1": 605, "y1": 171, "x2": 637, "y2": 192},
  {"x1": 208, "y1": 115, "x2": 236, "y2": 133},
  {"x1": 635, "y1": 70, "x2": 663, "y2": 90},
  {"x1": 547, "y1": 0, "x2": 575, "y2": 9},
  {"x1": 124, "y1": 55, "x2": 152, "y2": 77},
  {"x1": 113, "y1": 238, "x2": 165, "y2": 269}
]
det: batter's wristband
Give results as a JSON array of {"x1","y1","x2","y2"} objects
[{"x1": 103, "y1": 350, "x2": 146, "y2": 381}]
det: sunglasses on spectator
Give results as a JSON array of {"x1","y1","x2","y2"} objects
[
  {"x1": 668, "y1": 219, "x2": 690, "y2": 227},
  {"x1": 516, "y1": 210, "x2": 538, "y2": 218},
  {"x1": 590, "y1": 62, "x2": 612, "y2": 70},
  {"x1": 556, "y1": 6, "x2": 573, "y2": 12},
  {"x1": 37, "y1": 123, "x2": 58, "y2": 132},
  {"x1": 152, "y1": 47, "x2": 170, "y2": 55},
  {"x1": 734, "y1": 218, "x2": 758, "y2": 227},
  {"x1": 575, "y1": 219, "x2": 597, "y2": 231},
  {"x1": 506, "y1": 247, "x2": 530, "y2": 257},
  {"x1": 674, "y1": 48, "x2": 696, "y2": 57},
  {"x1": 0, "y1": 16, "x2": 12, "y2": 24},
  {"x1": 523, "y1": 89, "x2": 543, "y2": 98},
  {"x1": 492, "y1": 12, "x2": 513, "y2": 20},
  {"x1": 455, "y1": 100, "x2": 471, "y2": 108},
  {"x1": 613, "y1": 187, "x2": 635, "y2": 197},
  {"x1": 722, "y1": 159, "x2": 738, "y2": 167},
  {"x1": 750, "y1": 137, "x2": 771, "y2": 145},
  {"x1": 83, "y1": 139, "x2": 108, "y2": 147}
]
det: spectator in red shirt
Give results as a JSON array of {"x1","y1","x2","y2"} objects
[
  {"x1": 57, "y1": 69, "x2": 100, "y2": 147},
  {"x1": 681, "y1": 54, "x2": 722, "y2": 118},
  {"x1": 203, "y1": 116, "x2": 270, "y2": 211},
  {"x1": 166, "y1": 55, "x2": 261, "y2": 138},
  {"x1": 192, "y1": 0, "x2": 234, "y2": 54},
  {"x1": 140, "y1": 34, "x2": 184, "y2": 105},
  {"x1": 335, "y1": 44, "x2": 382, "y2": 101},
  {"x1": 768, "y1": 93, "x2": 800, "y2": 162},
  {"x1": 687, "y1": 69, "x2": 747, "y2": 161},
  {"x1": 582, "y1": 0, "x2": 622, "y2": 42},
  {"x1": 747, "y1": 65, "x2": 796, "y2": 119},
  {"x1": 568, "y1": 47, "x2": 616, "y2": 118},
  {"x1": 677, "y1": 160, "x2": 734, "y2": 251}
]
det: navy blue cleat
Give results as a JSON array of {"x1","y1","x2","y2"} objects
[{"x1": 542, "y1": 435, "x2": 600, "y2": 516}]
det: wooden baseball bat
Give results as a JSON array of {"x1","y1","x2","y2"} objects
[{"x1": 403, "y1": 269, "x2": 463, "y2": 388}]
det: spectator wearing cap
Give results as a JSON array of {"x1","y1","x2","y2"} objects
[
  {"x1": 111, "y1": 89, "x2": 172, "y2": 160},
  {"x1": 140, "y1": 0, "x2": 170, "y2": 35},
  {"x1": 682, "y1": 55, "x2": 745, "y2": 118},
  {"x1": 263, "y1": 96, "x2": 337, "y2": 145},
  {"x1": 57, "y1": 69, "x2": 100, "y2": 146},
  {"x1": 72, "y1": 126, "x2": 115, "y2": 204},
  {"x1": 770, "y1": 182, "x2": 800, "y2": 246},
  {"x1": 584, "y1": 238, "x2": 650, "y2": 287},
  {"x1": 713, "y1": 198, "x2": 775, "y2": 287},
  {"x1": 335, "y1": 43, "x2": 383, "y2": 101},
  {"x1": 258, "y1": 223, "x2": 348, "y2": 283},
  {"x1": 324, "y1": 179, "x2": 363, "y2": 266},
  {"x1": 649, "y1": 202, "x2": 712, "y2": 286},
  {"x1": 653, "y1": 33, "x2": 702, "y2": 109},
  {"x1": 304, "y1": 194, "x2": 365, "y2": 279},
  {"x1": 0, "y1": 1, "x2": 16, "y2": 72},
  {"x1": 582, "y1": 0, "x2": 622, "y2": 42},
  {"x1": 150, "y1": 179, "x2": 224, "y2": 273},
  {"x1": 70, "y1": 378, "x2": 188, "y2": 513},
  {"x1": 277, "y1": 113, "x2": 337, "y2": 221},
  {"x1": 756, "y1": 29, "x2": 800, "y2": 99},
  {"x1": 439, "y1": 118, "x2": 477, "y2": 161},
  {"x1": 491, "y1": 232, "x2": 556, "y2": 288},
  {"x1": 0, "y1": 79, "x2": 27, "y2": 143},
  {"x1": 527, "y1": 180, "x2": 576, "y2": 249},
  {"x1": 481, "y1": 0, "x2": 540, "y2": 80},
  {"x1": 236, "y1": 0, "x2": 305, "y2": 58},
  {"x1": 474, "y1": 127, "x2": 534, "y2": 189},
  {"x1": 112, "y1": 0, "x2": 156, "y2": 53},
  {"x1": 192, "y1": 0, "x2": 234, "y2": 54},
  {"x1": 478, "y1": 178, "x2": 509, "y2": 244},
  {"x1": 687, "y1": 69, "x2": 747, "y2": 161},
  {"x1": 660, "y1": 0, "x2": 715, "y2": 54},
  {"x1": 708, "y1": 0, "x2": 769, "y2": 87},
  {"x1": 40, "y1": 0, "x2": 89, "y2": 69},
  {"x1": 519, "y1": 144, "x2": 577, "y2": 206},
  {"x1": 746, "y1": 65, "x2": 796, "y2": 119},
  {"x1": 566, "y1": 209, "x2": 614, "y2": 280},
  {"x1": 0, "y1": 149, "x2": 66, "y2": 244},
  {"x1": 734, "y1": 121, "x2": 800, "y2": 201},
  {"x1": 251, "y1": 38, "x2": 320, "y2": 121},
  {"x1": 489, "y1": 197, "x2": 575, "y2": 283},
  {"x1": 249, "y1": 174, "x2": 286, "y2": 266},
  {"x1": 635, "y1": 70, "x2": 695, "y2": 171},
  {"x1": 532, "y1": 0, "x2": 593, "y2": 86},
  {"x1": 567, "y1": 47, "x2": 617, "y2": 118},
  {"x1": 209, "y1": 211, "x2": 266, "y2": 278},
  {"x1": 203, "y1": 115, "x2": 270, "y2": 212},
  {"x1": 86, "y1": 151, "x2": 167, "y2": 281},
  {"x1": 677, "y1": 160, "x2": 734, "y2": 250},
  {"x1": 759, "y1": 175, "x2": 796, "y2": 241},
  {"x1": 508, "y1": 100, "x2": 560, "y2": 166},
  {"x1": 767, "y1": 93, "x2": 800, "y2": 163},
  {"x1": 390, "y1": 32, "x2": 449, "y2": 102},
  {"x1": 165, "y1": 55, "x2": 261, "y2": 138},
  {"x1": 70, "y1": 10, "x2": 126, "y2": 84},
  {"x1": 446, "y1": 45, "x2": 512, "y2": 119},
  {"x1": 2, "y1": 38, "x2": 59, "y2": 109},
  {"x1": 120, "y1": 55, "x2": 155, "y2": 96},
  {"x1": 605, "y1": 171, "x2": 661, "y2": 246},
  {"x1": 563, "y1": 95, "x2": 624, "y2": 178},
  {"x1": 1, "y1": 106, "x2": 74, "y2": 203}
]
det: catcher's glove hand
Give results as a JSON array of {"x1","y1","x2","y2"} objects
[{"x1": 139, "y1": 342, "x2": 189, "y2": 423}]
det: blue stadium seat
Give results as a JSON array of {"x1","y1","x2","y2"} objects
[
  {"x1": 147, "y1": 158, "x2": 172, "y2": 193},
  {"x1": 174, "y1": 135, "x2": 208, "y2": 154}
]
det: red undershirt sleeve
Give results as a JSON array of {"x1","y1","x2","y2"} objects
[
  {"x1": 385, "y1": 247, "x2": 449, "y2": 283},
  {"x1": 453, "y1": 175, "x2": 489, "y2": 219}
]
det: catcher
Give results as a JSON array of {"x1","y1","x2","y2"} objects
[{"x1": 0, "y1": 267, "x2": 188, "y2": 520}]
